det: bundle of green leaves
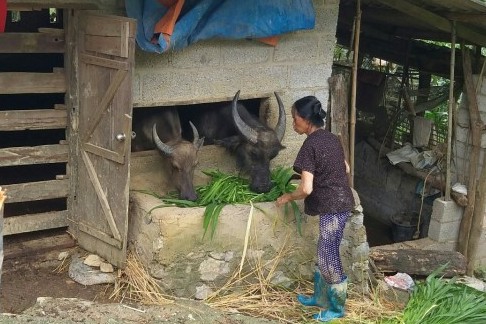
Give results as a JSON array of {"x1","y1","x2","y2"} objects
[{"x1": 143, "y1": 166, "x2": 301, "y2": 239}]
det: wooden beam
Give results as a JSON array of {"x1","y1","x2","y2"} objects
[
  {"x1": 0, "y1": 109, "x2": 67, "y2": 131},
  {"x1": 0, "y1": 71, "x2": 66, "y2": 94},
  {"x1": 4, "y1": 231, "x2": 75, "y2": 260},
  {"x1": 374, "y1": 0, "x2": 486, "y2": 47},
  {"x1": 0, "y1": 144, "x2": 68, "y2": 167},
  {"x1": 2, "y1": 179, "x2": 69, "y2": 203},
  {"x1": 0, "y1": 33, "x2": 64, "y2": 53},
  {"x1": 457, "y1": 49, "x2": 483, "y2": 260},
  {"x1": 7, "y1": 0, "x2": 99, "y2": 10},
  {"x1": 3, "y1": 210, "x2": 68, "y2": 236},
  {"x1": 370, "y1": 248, "x2": 467, "y2": 277}
]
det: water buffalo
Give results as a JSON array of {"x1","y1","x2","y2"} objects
[
  {"x1": 184, "y1": 91, "x2": 286, "y2": 193},
  {"x1": 131, "y1": 107, "x2": 204, "y2": 201}
]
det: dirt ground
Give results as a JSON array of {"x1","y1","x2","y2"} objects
[{"x1": 0, "y1": 229, "x2": 276, "y2": 323}]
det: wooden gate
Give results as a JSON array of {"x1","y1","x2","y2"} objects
[
  {"x1": 0, "y1": 15, "x2": 68, "y2": 235},
  {"x1": 71, "y1": 13, "x2": 135, "y2": 268}
]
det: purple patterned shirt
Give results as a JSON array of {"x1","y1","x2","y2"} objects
[{"x1": 293, "y1": 129, "x2": 354, "y2": 215}]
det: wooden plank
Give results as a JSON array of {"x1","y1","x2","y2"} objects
[
  {"x1": 2, "y1": 179, "x2": 69, "y2": 203},
  {"x1": 370, "y1": 248, "x2": 467, "y2": 277},
  {"x1": 7, "y1": 0, "x2": 99, "y2": 10},
  {"x1": 374, "y1": 0, "x2": 486, "y2": 47},
  {"x1": 80, "y1": 53, "x2": 128, "y2": 70},
  {"x1": 3, "y1": 210, "x2": 68, "y2": 236},
  {"x1": 38, "y1": 28, "x2": 64, "y2": 36},
  {"x1": 84, "y1": 35, "x2": 129, "y2": 58},
  {"x1": 4, "y1": 232, "x2": 75, "y2": 260},
  {"x1": 0, "y1": 144, "x2": 68, "y2": 167},
  {"x1": 0, "y1": 72, "x2": 66, "y2": 94},
  {"x1": 84, "y1": 14, "x2": 136, "y2": 38},
  {"x1": 0, "y1": 32, "x2": 64, "y2": 53},
  {"x1": 0, "y1": 109, "x2": 67, "y2": 131}
]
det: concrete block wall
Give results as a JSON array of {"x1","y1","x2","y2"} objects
[
  {"x1": 132, "y1": 0, "x2": 341, "y2": 172},
  {"x1": 452, "y1": 74, "x2": 486, "y2": 267}
]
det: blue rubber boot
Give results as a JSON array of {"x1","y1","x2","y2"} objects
[
  {"x1": 313, "y1": 276, "x2": 347, "y2": 322},
  {"x1": 297, "y1": 268, "x2": 329, "y2": 308}
]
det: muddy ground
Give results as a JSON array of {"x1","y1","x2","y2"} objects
[{"x1": 0, "y1": 229, "x2": 276, "y2": 323}]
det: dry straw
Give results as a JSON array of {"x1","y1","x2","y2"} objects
[
  {"x1": 204, "y1": 215, "x2": 402, "y2": 323},
  {"x1": 110, "y1": 250, "x2": 173, "y2": 305}
]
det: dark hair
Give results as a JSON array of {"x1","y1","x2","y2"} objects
[{"x1": 292, "y1": 96, "x2": 326, "y2": 127}]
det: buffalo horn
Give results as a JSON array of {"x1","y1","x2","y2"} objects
[
  {"x1": 189, "y1": 121, "x2": 200, "y2": 146},
  {"x1": 152, "y1": 124, "x2": 174, "y2": 156},
  {"x1": 274, "y1": 92, "x2": 286, "y2": 143},
  {"x1": 232, "y1": 90, "x2": 258, "y2": 144}
]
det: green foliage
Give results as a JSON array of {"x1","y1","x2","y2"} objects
[
  {"x1": 380, "y1": 265, "x2": 486, "y2": 324},
  {"x1": 144, "y1": 167, "x2": 301, "y2": 239}
]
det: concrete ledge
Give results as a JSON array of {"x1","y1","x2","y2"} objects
[{"x1": 128, "y1": 192, "x2": 369, "y2": 297}]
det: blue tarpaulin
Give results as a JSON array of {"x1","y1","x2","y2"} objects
[{"x1": 125, "y1": 0, "x2": 315, "y2": 53}]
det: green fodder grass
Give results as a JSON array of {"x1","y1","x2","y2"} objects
[
  {"x1": 139, "y1": 166, "x2": 302, "y2": 239},
  {"x1": 379, "y1": 265, "x2": 486, "y2": 324}
]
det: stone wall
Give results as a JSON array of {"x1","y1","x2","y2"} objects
[
  {"x1": 129, "y1": 190, "x2": 369, "y2": 298},
  {"x1": 453, "y1": 75, "x2": 486, "y2": 267}
]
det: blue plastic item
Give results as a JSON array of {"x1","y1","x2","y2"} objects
[{"x1": 125, "y1": 0, "x2": 315, "y2": 53}]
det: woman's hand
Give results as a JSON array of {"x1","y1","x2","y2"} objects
[{"x1": 276, "y1": 193, "x2": 291, "y2": 207}]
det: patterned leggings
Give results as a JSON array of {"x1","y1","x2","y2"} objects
[{"x1": 317, "y1": 211, "x2": 350, "y2": 284}]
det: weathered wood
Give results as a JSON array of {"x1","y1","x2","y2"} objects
[
  {"x1": 66, "y1": 8, "x2": 81, "y2": 242},
  {"x1": 2, "y1": 179, "x2": 69, "y2": 203},
  {"x1": 0, "y1": 109, "x2": 67, "y2": 131},
  {"x1": 4, "y1": 231, "x2": 75, "y2": 261},
  {"x1": 329, "y1": 74, "x2": 350, "y2": 162},
  {"x1": 7, "y1": 0, "x2": 99, "y2": 10},
  {"x1": 3, "y1": 210, "x2": 68, "y2": 236},
  {"x1": 0, "y1": 72, "x2": 66, "y2": 94},
  {"x1": 0, "y1": 144, "x2": 68, "y2": 167},
  {"x1": 457, "y1": 49, "x2": 483, "y2": 260},
  {"x1": 370, "y1": 248, "x2": 467, "y2": 277},
  {"x1": 74, "y1": 13, "x2": 136, "y2": 269},
  {"x1": 0, "y1": 32, "x2": 64, "y2": 53},
  {"x1": 374, "y1": 0, "x2": 486, "y2": 47}
]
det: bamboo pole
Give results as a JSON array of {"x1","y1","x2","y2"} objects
[
  {"x1": 445, "y1": 21, "x2": 456, "y2": 201},
  {"x1": 349, "y1": 0, "x2": 361, "y2": 188}
]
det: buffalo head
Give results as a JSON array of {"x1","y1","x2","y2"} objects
[
  {"x1": 153, "y1": 121, "x2": 204, "y2": 201},
  {"x1": 216, "y1": 90, "x2": 286, "y2": 193}
]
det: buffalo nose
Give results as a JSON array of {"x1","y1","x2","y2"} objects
[
  {"x1": 250, "y1": 182, "x2": 272, "y2": 194},
  {"x1": 181, "y1": 191, "x2": 198, "y2": 202}
]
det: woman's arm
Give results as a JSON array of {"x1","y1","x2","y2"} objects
[{"x1": 276, "y1": 171, "x2": 313, "y2": 207}]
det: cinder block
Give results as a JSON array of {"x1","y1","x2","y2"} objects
[
  {"x1": 428, "y1": 218, "x2": 460, "y2": 242},
  {"x1": 169, "y1": 41, "x2": 221, "y2": 69},
  {"x1": 431, "y1": 198, "x2": 464, "y2": 222},
  {"x1": 289, "y1": 63, "x2": 328, "y2": 89},
  {"x1": 220, "y1": 40, "x2": 272, "y2": 65},
  {"x1": 274, "y1": 34, "x2": 319, "y2": 63},
  {"x1": 455, "y1": 107, "x2": 470, "y2": 127},
  {"x1": 455, "y1": 125, "x2": 471, "y2": 144},
  {"x1": 314, "y1": 5, "x2": 339, "y2": 33}
]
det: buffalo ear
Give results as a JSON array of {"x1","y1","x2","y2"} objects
[{"x1": 214, "y1": 136, "x2": 241, "y2": 152}]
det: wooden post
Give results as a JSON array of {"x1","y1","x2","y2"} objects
[
  {"x1": 0, "y1": 187, "x2": 6, "y2": 288},
  {"x1": 445, "y1": 21, "x2": 456, "y2": 201},
  {"x1": 457, "y1": 48, "x2": 482, "y2": 259},
  {"x1": 349, "y1": 0, "x2": 361, "y2": 188}
]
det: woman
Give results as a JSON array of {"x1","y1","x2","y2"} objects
[{"x1": 276, "y1": 96, "x2": 354, "y2": 322}]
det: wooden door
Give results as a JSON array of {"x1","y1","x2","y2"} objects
[{"x1": 74, "y1": 13, "x2": 135, "y2": 268}]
